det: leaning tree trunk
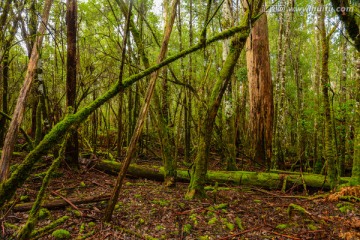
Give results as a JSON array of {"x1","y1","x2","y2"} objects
[
  {"x1": 0, "y1": 0, "x2": 53, "y2": 182},
  {"x1": 246, "y1": 9, "x2": 273, "y2": 169},
  {"x1": 64, "y1": 0, "x2": 79, "y2": 169},
  {"x1": 103, "y1": 0, "x2": 179, "y2": 222}
]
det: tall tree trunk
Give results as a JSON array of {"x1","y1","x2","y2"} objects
[
  {"x1": 318, "y1": 0, "x2": 339, "y2": 188},
  {"x1": 246, "y1": 9, "x2": 273, "y2": 169},
  {"x1": 104, "y1": 0, "x2": 179, "y2": 222},
  {"x1": 339, "y1": 37, "x2": 348, "y2": 176},
  {"x1": 0, "y1": 0, "x2": 53, "y2": 182},
  {"x1": 351, "y1": 52, "x2": 360, "y2": 185},
  {"x1": 65, "y1": 0, "x2": 79, "y2": 169}
]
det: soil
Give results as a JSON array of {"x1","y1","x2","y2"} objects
[{"x1": 1, "y1": 156, "x2": 360, "y2": 240}]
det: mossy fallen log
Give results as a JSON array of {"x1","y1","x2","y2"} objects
[{"x1": 96, "y1": 160, "x2": 350, "y2": 190}]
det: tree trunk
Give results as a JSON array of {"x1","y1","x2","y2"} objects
[
  {"x1": 319, "y1": 0, "x2": 339, "y2": 188},
  {"x1": 0, "y1": 0, "x2": 53, "y2": 182},
  {"x1": 65, "y1": 0, "x2": 79, "y2": 169},
  {"x1": 246, "y1": 9, "x2": 273, "y2": 169},
  {"x1": 96, "y1": 160, "x2": 350, "y2": 190},
  {"x1": 104, "y1": 0, "x2": 179, "y2": 222}
]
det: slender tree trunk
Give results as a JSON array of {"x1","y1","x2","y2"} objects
[
  {"x1": 351, "y1": 52, "x2": 360, "y2": 185},
  {"x1": 104, "y1": 0, "x2": 179, "y2": 222},
  {"x1": 0, "y1": 0, "x2": 53, "y2": 182},
  {"x1": 318, "y1": 0, "x2": 338, "y2": 188},
  {"x1": 65, "y1": 0, "x2": 79, "y2": 169},
  {"x1": 246, "y1": 9, "x2": 273, "y2": 169},
  {"x1": 338, "y1": 37, "x2": 347, "y2": 176}
]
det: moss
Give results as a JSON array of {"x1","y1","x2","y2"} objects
[
  {"x1": 337, "y1": 202, "x2": 354, "y2": 213},
  {"x1": 254, "y1": 199, "x2": 262, "y2": 203},
  {"x1": 276, "y1": 224, "x2": 289, "y2": 230},
  {"x1": 287, "y1": 203, "x2": 308, "y2": 218},
  {"x1": 155, "y1": 225, "x2": 165, "y2": 231},
  {"x1": 151, "y1": 199, "x2": 169, "y2": 206},
  {"x1": 183, "y1": 224, "x2": 192, "y2": 234},
  {"x1": 20, "y1": 195, "x2": 29, "y2": 202},
  {"x1": 307, "y1": 224, "x2": 318, "y2": 231},
  {"x1": 52, "y1": 229, "x2": 70, "y2": 239},
  {"x1": 29, "y1": 216, "x2": 69, "y2": 239},
  {"x1": 235, "y1": 217, "x2": 244, "y2": 230},
  {"x1": 79, "y1": 181, "x2": 86, "y2": 187},
  {"x1": 72, "y1": 210, "x2": 82, "y2": 217},
  {"x1": 214, "y1": 203, "x2": 228, "y2": 209},
  {"x1": 38, "y1": 208, "x2": 51, "y2": 220},
  {"x1": 208, "y1": 216, "x2": 217, "y2": 225},
  {"x1": 88, "y1": 222, "x2": 96, "y2": 228}
]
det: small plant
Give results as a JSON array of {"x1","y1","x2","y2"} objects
[
  {"x1": 52, "y1": 229, "x2": 70, "y2": 239},
  {"x1": 189, "y1": 213, "x2": 198, "y2": 225},
  {"x1": 88, "y1": 222, "x2": 96, "y2": 228},
  {"x1": 253, "y1": 199, "x2": 262, "y2": 203},
  {"x1": 20, "y1": 195, "x2": 29, "y2": 202},
  {"x1": 151, "y1": 199, "x2": 169, "y2": 206},
  {"x1": 80, "y1": 181, "x2": 86, "y2": 187}
]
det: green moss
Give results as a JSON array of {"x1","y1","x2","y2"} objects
[
  {"x1": 155, "y1": 225, "x2": 165, "y2": 231},
  {"x1": 52, "y1": 229, "x2": 70, "y2": 239},
  {"x1": 337, "y1": 202, "x2": 354, "y2": 213},
  {"x1": 214, "y1": 203, "x2": 228, "y2": 209},
  {"x1": 72, "y1": 210, "x2": 82, "y2": 217},
  {"x1": 88, "y1": 222, "x2": 96, "y2": 228},
  {"x1": 199, "y1": 235, "x2": 210, "y2": 240},
  {"x1": 38, "y1": 208, "x2": 51, "y2": 220},
  {"x1": 287, "y1": 203, "x2": 307, "y2": 217},
  {"x1": 235, "y1": 217, "x2": 244, "y2": 230},
  {"x1": 307, "y1": 224, "x2": 318, "y2": 231},
  {"x1": 225, "y1": 222, "x2": 235, "y2": 231},
  {"x1": 20, "y1": 195, "x2": 29, "y2": 202},
  {"x1": 276, "y1": 224, "x2": 289, "y2": 230},
  {"x1": 151, "y1": 199, "x2": 169, "y2": 206},
  {"x1": 183, "y1": 224, "x2": 192, "y2": 234},
  {"x1": 208, "y1": 216, "x2": 217, "y2": 225},
  {"x1": 79, "y1": 182, "x2": 86, "y2": 187},
  {"x1": 253, "y1": 199, "x2": 261, "y2": 203}
]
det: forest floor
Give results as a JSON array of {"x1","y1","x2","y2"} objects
[{"x1": 2, "y1": 155, "x2": 360, "y2": 240}]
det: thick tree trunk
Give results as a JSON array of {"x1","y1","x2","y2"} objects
[
  {"x1": 65, "y1": 0, "x2": 79, "y2": 169},
  {"x1": 96, "y1": 160, "x2": 349, "y2": 190},
  {"x1": 0, "y1": 0, "x2": 53, "y2": 182},
  {"x1": 246, "y1": 11, "x2": 273, "y2": 169}
]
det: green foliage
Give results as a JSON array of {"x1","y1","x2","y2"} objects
[
  {"x1": 235, "y1": 217, "x2": 244, "y2": 230},
  {"x1": 151, "y1": 199, "x2": 170, "y2": 206},
  {"x1": 52, "y1": 229, "x2": 71, "y2": 239},
  {"x1": 208, "y1": 216, "x2": 217, "y2": 225}
]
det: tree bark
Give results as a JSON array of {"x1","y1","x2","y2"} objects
[
  {"x1": 65, "y1": 0, "x2": 79, "y2": 169},
  {"x1": 0, "y1": 0, "x2": 53, "y2": 182},
  {"x1": 246, "y1": 8, "x2": 273, "y2": 169}
]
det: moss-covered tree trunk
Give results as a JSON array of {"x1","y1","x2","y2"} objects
[
  {"x1": 319, "y1": 0, "x2": 339, "y2": 188},
  {"x1": 186, "y1": 25, "x2": 248, "y2": 199},
  {"x1": 351, "y1": 52, "x2": 360, "y2": 185}
]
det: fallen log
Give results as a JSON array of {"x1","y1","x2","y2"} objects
[
  {"x1": 95, "y1": 160, "x2": 351, "y2": 190},
  {"x1": 13, "y1": 194, "x2": 110, "y2": 212}
]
